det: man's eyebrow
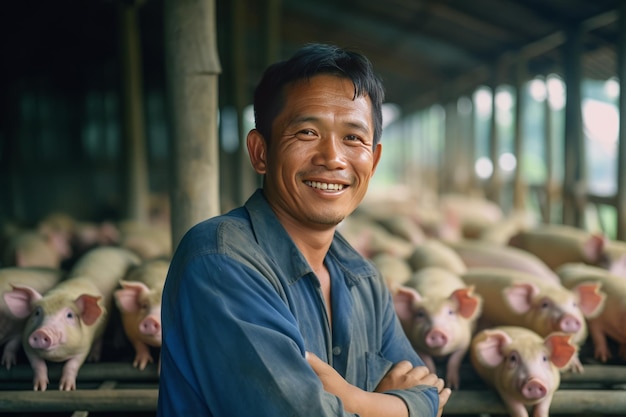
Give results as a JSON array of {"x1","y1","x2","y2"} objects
[{"x1": 288, "y1": 115, "x2": 371, "y2": 135}]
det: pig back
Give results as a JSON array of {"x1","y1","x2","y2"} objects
[
  {"x1": 407, "y1": 239, "x2": 467, "y2": 275},
  {"x1": 405, "y1": 266, "x2": 467, "y2": 297},
  {"x1": 68, "y1": 247, "x2": 141, "y2": 303},
  {"x1": 449, "y1": 239, "x2": 560, "y2": 284},
  {"x1": 461, "y1": 267, "x2": 585, "y2": 340}
]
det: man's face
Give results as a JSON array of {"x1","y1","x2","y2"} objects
[{"x1": 249, "y1": 74, "x2": 382, "y2": 231}]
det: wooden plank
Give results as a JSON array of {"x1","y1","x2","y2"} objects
[
  {"x1": 0, "y1": 363, "x2": 158, "y2": 382},
  {"x1": 0, "y1": 389, "x2": 157, "y2": 412},
  {"x1": 444, "y1": 389, "x2": 626, "y2": 415}
]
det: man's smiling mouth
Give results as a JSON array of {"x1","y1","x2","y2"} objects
[{"x1": 305, "y1": 181, "x2": 345, "y2": 191}]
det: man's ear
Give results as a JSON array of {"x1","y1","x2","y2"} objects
[{"x1": 247, "y1": 129, "x2": 267, "y2": 174}]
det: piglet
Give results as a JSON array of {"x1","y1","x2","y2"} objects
[
  {"x1": 470, "y1": 326, "x2": 576, "y2": 417},
  {"x1": 508, "y1": 224, "x2": 626, "y2": 272},
  {"x1": 114, "y1": 258, "x2": 168, "y2": 370},
  {"x1": 0, "y1": 267, "x2": 64, "y2": 368},
  {"x1": 462, "y1": 267, "x2": 605, "y2": 372},
  {"x1": 557, "y1": 262, "x2": 626, "y2": 362},
  {"x1": 394, "y1": 267, "x2": 482, "y2": 389},
  {"x1": 4, "y1": 246, "x2": 140, "y2": 391}
]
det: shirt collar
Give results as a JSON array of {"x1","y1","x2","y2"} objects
[{"x1": 244, "y1": 189, "x2": 379, "y2": 286}]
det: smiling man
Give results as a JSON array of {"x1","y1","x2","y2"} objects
[{"x1": 157, "y1": 43, "x2": 451, "y2": 417}]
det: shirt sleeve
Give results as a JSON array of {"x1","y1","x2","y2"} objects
[{"x1": 158, "y1": 252, "x2": 359, "y2": 417}]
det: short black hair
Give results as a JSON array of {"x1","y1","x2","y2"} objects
[{"x1": 253, "y1": 43, "x2": 385, "y2": 148}]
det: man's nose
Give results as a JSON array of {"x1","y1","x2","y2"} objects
[{"x1": 313, "y1": 136, "x2": 347, "y2": 169}]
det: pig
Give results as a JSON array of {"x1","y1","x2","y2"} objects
[
  {"x1": 449, "y1": 239, "x2": 560, "y2": 285},
  {"x1": 462, "y1": 267, "x2": 605, "y2": 372},
  {"x1": 117, "y1": 220, "x2": 172, "y2": 261},
  {"x1": 393, "y1": 267, "x2": 482, "y2": 389},
  {"x1": 407, "y1": 239, "x2": 467, "y2": 275},
  {"x1": 470, "y1": 326, "x2": 577, "y2": 417},
  {"x1": 0, "y1": 267, "x2": 64, "y2": 368},
  {"x1": 114, "y1": 258, "x2": 168, "y2": 370},
  {"x1": 556, "y1": 263, "x2": 626, "y2": 362},
  {"x1": 3, "y1": 246, "x2": 140, "y2": 391},
  {"x1": 338, "y1": 213, "x2": 413, "y2": 259},
  {"x1": 370, "y1": 253, "x2": 412, "y2": 292},
  {"x1": 439, "y1": 193, "x2": 503, "y2": 239},
  {"x1": 508, "y1": 224, "x2": 626, "y2": 272},
  {"x1": 1, "y1": 230, "x2": 68, "y2": 269}
]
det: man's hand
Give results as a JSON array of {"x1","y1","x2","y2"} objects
[{"x1": 375, "y1": 360, "x2": 451, "y2": 417}]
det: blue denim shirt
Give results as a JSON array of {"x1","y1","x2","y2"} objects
[{"x1": 157, "y1": 189, "x2": 439, "y2": 416}]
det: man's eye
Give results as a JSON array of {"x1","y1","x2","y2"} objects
[
  {"x1": 295, "y1": 129, "x2": 318, "y2": 139},
  {"x1": 345, "y1": 135, "x2": 360, "y2": 141}
]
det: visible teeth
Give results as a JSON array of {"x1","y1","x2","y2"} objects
[{"x1": 305, "y1": 181, "x2": 344, "y2": 191}]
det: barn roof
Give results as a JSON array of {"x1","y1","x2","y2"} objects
[{"x1": 1, "y1": 0, "x2": 622, "y2": 113}]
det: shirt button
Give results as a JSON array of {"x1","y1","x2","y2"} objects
[{"x1": 332, "y1": 346, "x2": 342, "y2": 356}]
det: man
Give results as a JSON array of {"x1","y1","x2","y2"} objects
[{"x1": 158, "y1": 43, "x2": 451, "y2": 416}]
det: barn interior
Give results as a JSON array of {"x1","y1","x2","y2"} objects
[{"x1": 1, "y1": 0, "x2": 626, "y2": 415}]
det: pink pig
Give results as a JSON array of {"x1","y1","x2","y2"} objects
[
  {"x1": 0, "y1": 267, "x2": 64, "y2": 368},
  {"x1": 394, "y1": 267, "x2": 482, "y2": 389},
  {"x1": 557, "y1": 262, "x2": 626, "y2": 362},
  {"x1": 462, "y1": 267, "x2": 605, "y2": 372},
  {"x1": 470, "y1": 326, "x2": 576, "y2": 417},
  {"x1": 449, "y1": 239, "x2": 560, "y2": 285},
  {"x1": 114, "y1": 258, "x2": 168, "y2": 370},
  {"x1": 508, "y1": 224, "x2": 626, "y2": 273},
  {"x1": 3, "y1": 247, "x2": 140, "y2": 391}
]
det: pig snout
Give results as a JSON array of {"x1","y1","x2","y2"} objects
[
  {"x1": 425, "y1": 329, "x2": 448, "y2": 348},
  {"x1": 139, "y1": 316, "x2": 161, "y2": 336},
  {"x1": 558, "y1": 314, "x2": 581, "y2": 333},
  {"x1": 521, "y1": 377, "x2": 548, "y2": 400},
  {"x1": 29, "y1": 328, "x2": 60, "y2": 350}
]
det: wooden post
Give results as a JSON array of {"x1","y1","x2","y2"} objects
[
  {"x1": 487, "y1": 70, "x2": 501, "y2": 205},
  {"x1": 231, "y1": 0, "x2": 258, "y2": 206},
  {"x1": 164, "y1": 0, "x2": 221, "y2": 248},
  {"x1": 562, "y1": 25, "x2": 585, "y2": 227},
  {"x1": 544, "y1": 80, "x2": 555, "y2": 223},
  {"x1": 119, "y1": 1, "x2": 150, "y2": 223},
  {"x1": 512, "y1": 59, "x2": 526, "y2": 211},
  {"x1": 616, "y1": 2, "x2": 626, "y2": 240}
]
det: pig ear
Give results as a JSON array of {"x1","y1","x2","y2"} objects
[
  {"x1": 393, "y1": 286, "x2": 422, "y2": 321},
  {"x1": 74, "y1": 294, "x2": 103, "y2": 326},
  {"x1": 3, "y1": 285, "x2": 43, "y2": 319},
  {"x1": 545, "y1": 332, "x2": 576, "y2": 369},
  {"x1": 503, "y1": 282, "x2": 538, "y2": 314},
  {"x1": 450, "y1": 287, "x2": 482, "y2": 319},
  {"x1": 572, "y1": 281, "x2": 606, "y2": 318},
  {"x1": 583, "y1": 234, "x2": 606, "y2": 263},
  {"x1": 474, "y1": 330, "x2": 512, "y2": 367},
  {"x1": 114, "y1": 281, "x2": 149, "y2": 313}
]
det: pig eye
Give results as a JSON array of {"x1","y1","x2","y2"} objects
[
  {"x1": 507, "y1": 351, "x2": 520, "y2": 368},
  {"x1": 540, "y1": 298, "x2": 552, "y2": 309},
  {"x1": 140, "y1": 303, "x2": 149, "y2": 310},
  {"x1": 448, "y1": 308, "x2": 456, "y2": 316},
  {"x1": 414, "y1": 308, "x2": 426, "y2": 320},
  {"x1": 66, "y1": 311, "x2": 74, "y2": 319},
  {"x1": 34, "y1": 307, "x2": 42, "y2": 317}
]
